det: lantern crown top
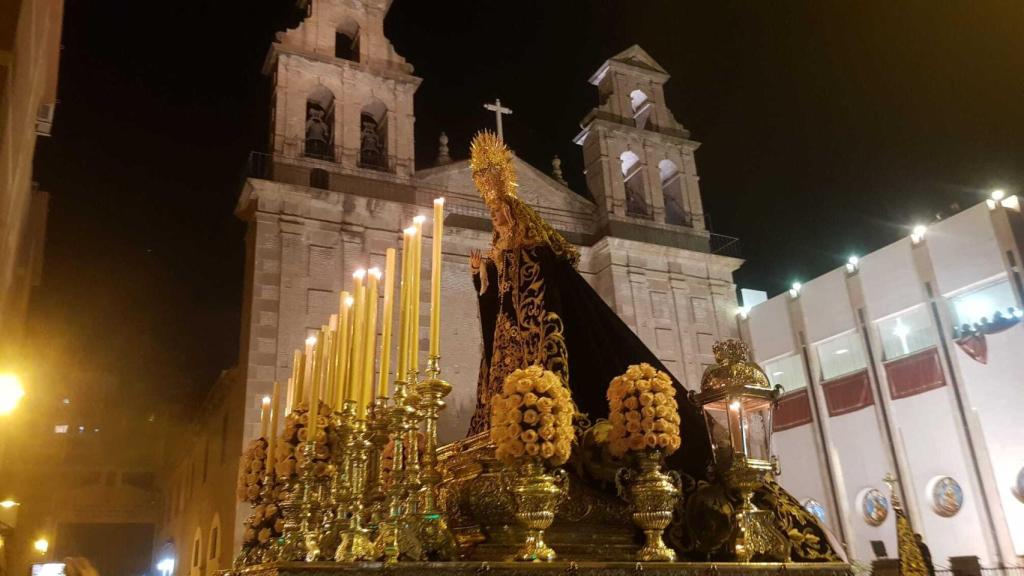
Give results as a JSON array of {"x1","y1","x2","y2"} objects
[{"x1": 699, "y1": 339, "x2": 773, "y2": 393}]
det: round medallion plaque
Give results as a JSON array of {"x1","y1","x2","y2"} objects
[
  {"x1": 928, "y1": 476, "x2": 964, "y2": 517},
  {"x1": 860, "y1": 488, "x2": 889, "y2": 526},
  {"x1": 802, "y1": 498, "x2": 826, "y2": 524}
]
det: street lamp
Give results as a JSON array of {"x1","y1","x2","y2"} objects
[
  {"x1": 0, "y1": 373, "x2": 24, "y2": 415},
  {"x1": 0, "y1": 500, "x2": 18, "y2": 509},
  {"x1": 33, "y1": 537, "x2": 49, "y2": 555},
  {"x1": 696, "y1": 339, "x2": 789, "y2": 562}
]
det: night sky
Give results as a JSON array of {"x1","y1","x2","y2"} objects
[{"x1": 31, "y1": 1, "x2": 1024, "y2": 403}]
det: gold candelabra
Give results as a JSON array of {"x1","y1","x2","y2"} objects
[
  {"x1": 278, "y1": 440, "x2": 321, "y2": 561},
  {"x1": 413, "y1": 355, "x2": 456, "y2": 560},
  {"x1": 335, "y1": 418, "x2": 374, "y2": 561},
  {"x1": 319, "y1": 402, "x2": 355, "y2": 559}
]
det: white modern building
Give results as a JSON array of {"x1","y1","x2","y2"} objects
[{"x1": 739, "y1": 193, "x2": 1024, "y2": 567}]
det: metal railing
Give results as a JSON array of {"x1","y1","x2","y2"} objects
[{"x1": 709, "y1": 232, "x2": 741, "y2": 258}]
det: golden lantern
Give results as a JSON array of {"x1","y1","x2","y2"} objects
[{"x1": 695, "y1": 339, "x2": 789, "y2": 562}]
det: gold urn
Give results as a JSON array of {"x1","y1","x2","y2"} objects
[
  {"x1": 618, "y1": 450, "x2": 680, "y2": 562},
  {"x1": 510, "y1": 461, "x2": 566, "y2": 562}
]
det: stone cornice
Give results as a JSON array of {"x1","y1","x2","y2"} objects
[{"x1": 265, "y1": 44, "x2": 423, "y2": 88}]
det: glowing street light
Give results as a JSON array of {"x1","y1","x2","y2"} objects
[
  {"x1": 156, "y1": 558, "x2": 175, "y2": 576},
  {"x1": 789, "y1": 282, "x2": 802, "y2": 298},
  {"x1": 991, "y1": 189, "x2": 1005, "y2": 201},
  {"x1": 846, "y1": 255, "x2": 859, "y2": 273},
  {"x1": 33, "y1": 537, "x2": 49, "y2": 555},
  {"x1": 0, "y1": 374, "x2": 24, "y2": 415},
  {"x1": 0, "y1": 499, "x2": 18, "y2": 509}
]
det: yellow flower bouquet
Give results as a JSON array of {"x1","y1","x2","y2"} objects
[
  {"x1": 606, "y1": 363, "x2": 681, "y2": 458},
  {"x1": 490, "y1": 365, "x2": 575, "y2": 467}
]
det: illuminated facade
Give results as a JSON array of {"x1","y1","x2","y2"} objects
[
  {"x1": 155, "y1": 0, "x2": 744, "y2": 571},
  {"x1": 739, "y1": 196, "x2": 1024, "y2": 566}
]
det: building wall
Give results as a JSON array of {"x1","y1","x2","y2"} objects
[
  {"x1": 154, "y1": 370, "x2": 247, "y2": 576},
  {"x1": 0, "y1": 0, "x2": 62, "y2": 355},
  {"x1": 741, "y1": 199, "x2": 1024, "y2": 566}
]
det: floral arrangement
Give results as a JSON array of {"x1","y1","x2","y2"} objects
[
  {"x1": 236, "y1": 401, "x2": 338, "y2": 547},
  {"x1": 237, "y1": 438, "x2": 269, "y2": 503},
  {"x1": 606, "y1": 363, "x2": 681, "y2": 457},
  {"x1": 490, "y1": 365, "x2": 575, "y2": 467}
]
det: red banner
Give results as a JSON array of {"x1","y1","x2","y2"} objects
[
  {"x1": 774, "y1": 389, "x2": 813, "y2": 431},
  {"x1": 821, "y1": 370, "x2": 874, "y2": 417},
  {"x1": 884, "y1": 347, "x2": 947, "y2": 400}
]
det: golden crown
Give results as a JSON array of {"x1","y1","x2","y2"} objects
[{"x1": 470, "y1": 130, "x2": 518, "y2": 207}]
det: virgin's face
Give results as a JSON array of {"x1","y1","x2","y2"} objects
[{"x1": 491, "y1": 204, "x2": 510, "y2": 229}]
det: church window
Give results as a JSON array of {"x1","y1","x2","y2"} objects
[
  {"x1": 334, "y1": 19, "x2": 359, "y2": 62},
  {"x1": 630, "y1": 89, "x2": 651, "y2": 129},
  {"x1": 620, "y1": 151, "x2": 650, "y2": 219},
  {"x1": 304, "y1": 86, "x2": 336, "y2": 161},
  {"x1": 815, "y1": 331, "x2": 867, "y2": 381},
  {"x1": 763, "y1": 353, "x2": 807, "y2": 393},
  {"x1": 359, "y1": 99, "x2": 389, "y2": 171},
  {"x1": 659, "y1": 159, "x2": 690, "y2": 226}
]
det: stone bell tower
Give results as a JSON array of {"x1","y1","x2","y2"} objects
[
  {"x1": 574, "y1": 45, "x2": 706, "y2": 241},
  {"x1": 266, "y1": 0, "x2": 420, "y2": 176}
]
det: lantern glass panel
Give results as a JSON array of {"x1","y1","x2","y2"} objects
[
  {"x1": 703, "y1": 401, "x2": 732, "y2": 463},
  {"x1": 741, "y1": 397, "x2": 773, "y2": 462}
]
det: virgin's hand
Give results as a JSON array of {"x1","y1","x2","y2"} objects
[{"x1": 469, "y1": 249, "x2": 482, "y2": 270}]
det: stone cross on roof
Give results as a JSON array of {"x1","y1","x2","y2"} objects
[{"x1": 483, "y1": 98, "x2": 513, "y2": 140}]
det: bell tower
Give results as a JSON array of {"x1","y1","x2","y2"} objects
[
  {"x1": 265, "y1": 0, "x2": 421, "y2": 177},
  {"x1": 574, "y1": 45, "x2": 705, "y2": 233}
]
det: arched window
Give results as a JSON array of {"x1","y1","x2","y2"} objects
[
  {"x1": 629, "y1": 89, "x2": 651, "y2": 129},
  {"x1": 334, "y1": 19, "x2": 359, "y2": 62},
  {"x1": 207, "y1": 514, "x2": 221, "y2": 562},
  {"x1": 659, "y1": 159, "x2": 690, "y2": 226},
  {"x1": 359, "y1": 98, "x2": 388, "y2": 170},
  {"x1": 189, "y1": 527, "x2": 203, "y2": 576},
  {"x1": 620, "y1": 151, "x2": 650, "y2": 219},
  {"x1": 305, "y1": 85, "x2": 335, "y2": 161}
]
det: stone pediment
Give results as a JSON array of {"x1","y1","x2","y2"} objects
[
  {"x1": 415, "y1": 157, "x2": 595, "y2": 217},
  {"x1": 609, "y1": 44, "x2": 668, "y2": 75}
]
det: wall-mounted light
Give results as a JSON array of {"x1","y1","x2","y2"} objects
[
  {"x1": 737, "y1": 305, "x2": 750, "y2": 319},
  {"x1": 910, "y1": 224, "x2": 927, "y2": 245},
  {"x1": 156, "y1": 558, "x2": 175, "y2": 576},
  {"x1": 788, "y1": 282, "x2": 802, "y2": 298},
  {"x1": 845, "y1": 255, "x2": 859, "y2": 273},
  {"x1": 33, "y1": 538, "x2": 49, "y2": 555}
]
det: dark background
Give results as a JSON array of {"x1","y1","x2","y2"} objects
[{"x1": 31, "y1": 1, "x2": 1024, "y2": 403}]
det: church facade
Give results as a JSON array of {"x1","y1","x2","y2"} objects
[{"x1": 155, "y1": 0, "x2": 742, "y2": 568}]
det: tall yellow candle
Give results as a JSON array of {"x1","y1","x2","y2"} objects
[
  {"x1": 285, "y1": 377, "x2": 295, "y2": 415},
  {"x1": 347, "y1": 270, "x2": 367, "y2": 407},
  {"x1": 291, "y1": 350, "x2": 304, "y2": 412},
  {"x1": 411, "y1": 215, "x2": 426, "y2": 373},
  {"x1": 303, "y1": 335, "x2": 316, "y2": 407},
  {"x1": 325, "y1": 315, "x2": 338, "y2": 408},
  {"x1": 267, "y1": 381, "x2": 281, "y2": 473},
  {"x1": 259, "y1": 395, "x2": 271, "y2": 438},
  {"x1": 396, "y1": 227, "x2": 415, "y2": 381},
  {"x1": 309, "y1": 329, "x2": 325, "y2": 407},
  {"x1": 377, "y1": 249, "x2": 396, "y2": 398},
  {"x1": 429, "y1": 198, "x2": 445, "y2": 358},
  {"x1": 361, "y1": 267, "x2": 381, "y2": 414},
  {"x1": 307, "y1": 340, "x2": 320, "y2": 442},
  {"x1": 335, "y1": 292, "x2": 352, "y2": 406}
]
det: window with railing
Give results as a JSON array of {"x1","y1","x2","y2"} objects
[
  {"x1": 949, "y1": 279, "x2": 1021, "y2": 336},
  {"x1": 876, "y1": 305, "x2": 936, "y2": 361},
  {"x1": 815, "y1": 331, "x2": 867, "y2": 381},
  {"x1": 763, "y1": 353, "x2": 807, "y2": 393}
]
